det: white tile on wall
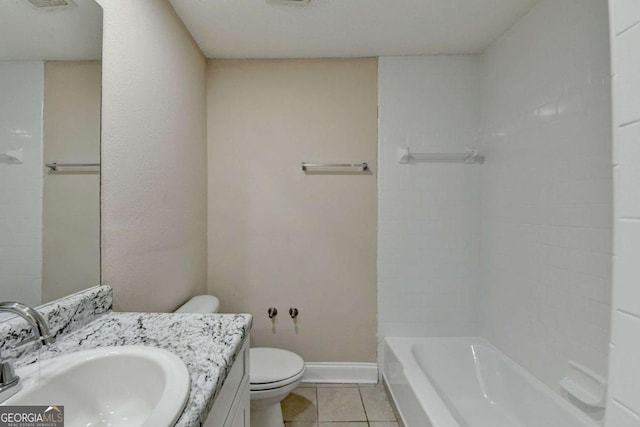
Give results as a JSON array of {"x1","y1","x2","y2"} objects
[
  {"x1": 377, "y1": 1, "x2": 614, "y2": 420},
  {"x1": 613, "y1": 0, "x2": 640, "y2": 36},
  {"x1": 614, "y1": 219, "x2": 640, "y2": 316},
  {"x1": 610, "y1": 312, "x2": 640, "y2": 416},
  {"x1": 616, "y1": 24, "x2": 640, "y2": 126},
  {"x1": 479, "y1": 0, "x2": 612, "y2": 409},
  {"x1": 0, "y1": 61, "x2": 43, "y2": 306},
  {"x1": 610, "y1": 0, "x2": 640, "y2": 423},
  {"x1": 377, "y1": 56, "x2": 482, "y2": 362},
  {"x1": 617, "y1": 122, "x2": 640, "y2": 218},
  {"x1": 611, "y1": 0, "x2": 620, "y2": 168}
]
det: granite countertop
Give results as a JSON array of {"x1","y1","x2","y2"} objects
[{"x1": 14, "y1": 311, "x2": 253, "y2": 427}]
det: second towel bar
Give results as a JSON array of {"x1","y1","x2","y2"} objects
[
  {"x1": 45, "y1": 162, "x2": 100, "y2": 171},
  {"x1": 301, "y1": 162, "x2": 368, "y2": 171},
  {"x1": 398, "y1": 147, "x2": 484, "y2": 164}
]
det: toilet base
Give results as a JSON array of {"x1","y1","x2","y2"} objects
[
  {"x1": 249, "y1": 349, "x2": 305, "y2": 427},
  {"x1": 250, "y1": 401, "x2": 284, "y2": 427}
]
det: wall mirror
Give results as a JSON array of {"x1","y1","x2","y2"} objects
[{"x1": 0, "y1": 0, "x2": 102, "y2": 307}]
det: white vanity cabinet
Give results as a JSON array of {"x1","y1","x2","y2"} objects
[{"x1": 203, "y1": 338, "x2": 250, "y2": 427}]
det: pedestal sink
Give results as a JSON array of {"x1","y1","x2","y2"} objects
[{"x1": 2, "y1": 346, "x2": 190, "y2": 427}]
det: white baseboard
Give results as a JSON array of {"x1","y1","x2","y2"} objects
[{"x1": 301, "y1": 362, "x2": 379, "y2": 384}]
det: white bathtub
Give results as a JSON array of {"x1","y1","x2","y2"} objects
[{"x1": 383, "y1": 337, "x2": 598, "y2": 427}]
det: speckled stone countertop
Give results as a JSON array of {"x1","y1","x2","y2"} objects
[
  {"x1": 5, "y1": 288, "x2": 252, "y2": 427},
  {"x1": 0, "y1": 285, "x2": 113, "y2": 356}
]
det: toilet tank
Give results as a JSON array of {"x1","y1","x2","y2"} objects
[{"x1": 175, "y1": 295, "x2": 220, "y2": 313}]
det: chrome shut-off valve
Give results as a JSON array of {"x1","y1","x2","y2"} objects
[
  {"x1": 267, "y1": 307, "x2": 278, "y2": 319},
  {"x1": 289, "y1": 308, "x2": 299, "y2": 319}
]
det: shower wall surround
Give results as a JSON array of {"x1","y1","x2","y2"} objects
[
  {"x1": 480, "y1": 0, "x2": 612, "y2": 404},
  {"x1": 0, "y1": 61, "x2": 44, "y2": 307},
  {"x1": 606, "y1": 0, "x2": 640, "y2": 424},
  {"x1": 377, "y1": 0, "x2": 612, "y2": 413},
  {"x1": 377, "y1": 56, "x2": 482, "y2": 360}
]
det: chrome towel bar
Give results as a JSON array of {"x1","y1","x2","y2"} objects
[
  {"x1": 45, "y1": 162, "x2": 100, "y2": 171},
  {"x1": 301, "y1": 162, "x2": 368, "y2": 171},
  {"x1": 398, "y1": 147, "x2": 484, "y2": 164}
]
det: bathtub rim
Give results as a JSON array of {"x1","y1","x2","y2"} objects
[
  {"x1": 383, "y1": 336, "x2": 600, "y2": 427},
  {"x1": 384, "y1": 337, "x2": 458, "y2": 427}
]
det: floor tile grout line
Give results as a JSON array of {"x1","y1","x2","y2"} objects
[
  {"x1": 358, "y1": 385, "x2": 370, "y2": 422},
  {"x1": 315, "y1": 385, "x2": 319, "y2": 426},
  {"x1": 286, "y1": 383, "x2": 398, "y2": 426}
]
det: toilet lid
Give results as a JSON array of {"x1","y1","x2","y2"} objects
[{"x1": 250, "y1": 348, "x2": 305, "y2": 385}]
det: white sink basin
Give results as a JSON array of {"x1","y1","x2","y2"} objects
[{"x1": 3, "y1": 346, "x2": 190, "y2": 427}]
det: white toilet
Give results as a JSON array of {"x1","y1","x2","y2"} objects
[
  {"x1": 249, "y1": 347, "x2": 305, "y2": 427},
  {"x1": 176, "y1": 295, "x2": 305, "y2": 427}
]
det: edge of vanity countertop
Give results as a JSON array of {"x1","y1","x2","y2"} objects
[{"x1": 14, "y1": 311, "x2": 253, "y2": 427}]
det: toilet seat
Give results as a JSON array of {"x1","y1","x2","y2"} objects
[
  {"x1": 250, "y1": 369, "x2": 305, "y2": 391},
  {"x1": 250, "y1": 347, "x2": 305, "y2": 391}
]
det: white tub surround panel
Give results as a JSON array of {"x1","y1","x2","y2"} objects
[
  {"x1": 608, "y1": 0, "x2": 640, "y2": 424},
  {"x1": 479, "y1": 0, "x2": 613, "y2": 407},
  {"x1": 378, "y1": 56, "x2": 482, "y2": 361}
]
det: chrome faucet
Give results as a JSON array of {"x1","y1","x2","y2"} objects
[{"x1": 0, "y1": 302, "x2": 55, "y2": 401}]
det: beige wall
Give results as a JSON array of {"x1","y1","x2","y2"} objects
[
  {"x1": 207, "y1": 59, "x2": 378, "y2": 362},
  {"x1": 98, "y1": 0, "x2": 207, "y2": 311},
  {"x1": 43, "y1": 61, "x2": 101, "y2": 302}
]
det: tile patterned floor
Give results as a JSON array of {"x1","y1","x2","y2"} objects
[{"x1": 281, "y1": 383, "x2": 399, "y2": 427}]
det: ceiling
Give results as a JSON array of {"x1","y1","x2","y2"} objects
[
  {"x1": 0, "y1": 0, "x2": 102, "y2": 61},
  {"x1": 170, "y1": 0, "x2": 539, "y2": 59}
]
